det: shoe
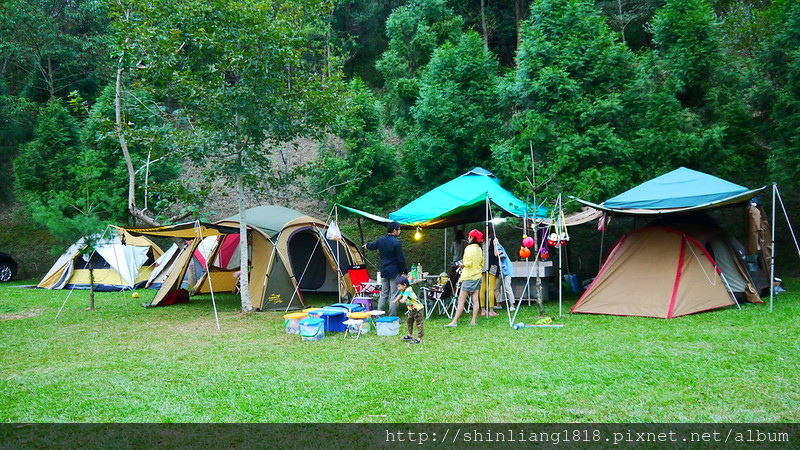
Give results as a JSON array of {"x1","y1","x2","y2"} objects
[
  {"x1": 468, "y1": 322, "x2": 477, "y2": 326},
  {"x1": 402, "y1": 335, "x2": 413, "y2": 341},
  {"x1": 410, "y1": 339, "x2": 421, "y2": 344},
  {"x1": 488, "y1": 311, "x2": 499, "y2": 317},
  {"x1": 509, "y1": 306, "x2": 516, "y2": 311},
  {"x1": 481, "y1": 311, "x2": 488, "y2": 316},
  {"x1": 493, "y1": 306, "x2": 503, "y2": 310},
  {"x1": 444, "y1": 323, "x2": 458, "y2": 328}
]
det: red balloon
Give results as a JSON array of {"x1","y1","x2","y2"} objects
[{"x1": 519, "y1": 247, "x2": 531, "y2": 259}]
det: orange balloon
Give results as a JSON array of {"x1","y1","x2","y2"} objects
[{"x1": 519, "y1": 247, "x2": 531, "y2": 259}]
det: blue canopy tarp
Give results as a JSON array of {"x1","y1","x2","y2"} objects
[
  {"x1": 340, "y1": 167, "x2": 546, "y2": 228},
  {"x1": 574, "y1": 167, "x2": 765, "y2": 215}
]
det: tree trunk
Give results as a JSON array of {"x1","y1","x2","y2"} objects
[
  {"x1": 115, "y1": 63, "x2": 159, "y2": 227},
  {"x1": 89, "y1": 266, "x2": 96, "y2": 310},
  {"x1": 480, "y1": 0, "x2": 489, "y2": 50},
  {"x1": 236, "y1": 169, "x2": 254, "y2": 312},
  {"x1": 515, "y1": 0, "x2": 525, "y2": 54}
]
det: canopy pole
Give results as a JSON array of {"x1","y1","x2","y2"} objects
[
  {"x1": 443, "y1": 228, "x2": 448, "y2": 274},
  {"x1": 192, "y1": 221, "x2": 220, "y2": 331},
  {"x1": 336, "y1": 206, "x2": 341, "y2": 302},
  {"x1": 557, "y1": 194, "x2": 563, "y2": 319}
]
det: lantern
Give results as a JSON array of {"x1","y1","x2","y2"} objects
[
  {"x1": 519, "y1": 247, "x2": 531, "y2": 259},
  {"x1": 539, "y1": 247, "x2": 550, "y2": 259},
  {"x1": 522, "y1": 236, "x2": 534, "y2": 248}
]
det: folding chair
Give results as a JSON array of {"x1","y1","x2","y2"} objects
[
  {"x1": 347, "y1": 264, "x2": 381, "y2": 302},
  {"x1": 422, "y1": 284, "x2": 452, "y2": 319}
]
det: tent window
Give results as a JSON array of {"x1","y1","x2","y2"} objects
[{"x1": 73, "y1": 252, "x2": 111, "y2": 270}]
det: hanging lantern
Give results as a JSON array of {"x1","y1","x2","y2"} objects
[
  {"x1": 539, "y1": 247, "x2": 550, "y2": 259},
  {"x1": 519, "y1": 247, "x2": 531, "y2": 259},
  {"x1": 559, "y1": 234, "x2": 570, "y2": 246},
  {"x1": 546, "y1": 233, "x2": 558, "y2": 247},
  {"x1": 522, "y1": 236, "x2": 534, "y2": 248},
  {"x1": 414, "y1": 226, "x2": 423, "y2": 241}
]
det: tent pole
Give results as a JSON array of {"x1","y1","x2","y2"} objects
[
  {"x1": 558, "y1": 194, "x2": 564, "y2": 319},
  {"x1": 771, "y1": 183, "x2": 780, "y2": 312},
  {"x1": 599, "y1": 222, "x2": 606, "y2": 272},
  {"x1": 719, "y1": 271, "x2": 741, "y2": 310},
  {"x1": 197, "y1": 221, "x2": 221, "y2": 331}
]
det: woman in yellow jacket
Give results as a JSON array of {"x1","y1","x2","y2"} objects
[{"x1": 445, "y1": 229, "x2": 484, "y2": 327}]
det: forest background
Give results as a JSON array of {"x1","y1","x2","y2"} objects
[{"x1": 1, "y1": 0, "x2": 799, "y2": 283}]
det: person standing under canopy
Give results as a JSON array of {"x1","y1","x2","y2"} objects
[{"x1": 363, "y1": 221, "x2": 407, "y2": 316}]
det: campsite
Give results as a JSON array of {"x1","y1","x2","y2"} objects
[
  {"x1": 2, "y1": 280, "x2": 799, "y2": 423},
  {"x1": 2, "y1": 0, "x2": 800, "y2": 434}
]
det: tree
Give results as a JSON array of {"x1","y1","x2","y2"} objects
[
  {"x1": 494, "y1": 0, "x2": 637, "y2": 202},
  {"x1": 0, "y1": 0, "x2": 110, "y2": 101},
  {"x1": 375, "y1": 0, "x2": 464, "y2": 133},
  {"x1": 406, "y1": 31, "x2": 503, "y2": 191},
  {"x1": 114, "y1": 0, "x2": 345, "y2": 311},
  {"x1": 14, "y1": 100, "x2": 116, "y2": 308},
  {"x1": 756, "y1": 0, "x2": 800, "y2": 189},
  {"x1": 311, "y1": 78, "x2": 401, "y2": 212}
]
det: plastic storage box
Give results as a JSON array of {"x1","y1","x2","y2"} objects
[
  {"x1": 308, "y1": 307, "x2": 348, "y2": 332},
  {"x1": 283, "y1": 312, "x2": 307, "y2": 334},
  {"x1": 299, "y1": 318, "x2": 325, "y2": 341},
  {"x1": 328, "y1": 303, "x2": 365, "y2": 313},
  {"x1": 376, "y1": 316, "x2": 400, "y2": 336}
]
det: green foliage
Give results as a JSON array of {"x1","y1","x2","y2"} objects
[
  {"x1": 0, "y1": 0, "x2": 111, "y2": 101},
  {"x1": 13, "y1": 100, "x2": 117, "y2": 254},
  {"x1": 80, "y1": 84, "x2": 188, "y2": 222},
  {"x1": 331, "y1": 0, "x2": 405, "y2": 86},
  {"x1": 0, "y1": 87, "x2": 37, "y2": 204},
  {"x1": 115, "y1": 0, "x2": 345, "y2": 186},
  {"x1": 757, "y1": 0, "x2": 800, "y2": 190},
  {"x1": 650, "y1": 0, "x2": 724, "y2": 109},
  {"x1": 494, "y1": 0, "x2": 637, "y2": 204},
  {"x1": 14, "y1": 101, "x2": 83, "y2": 200},
  {"x1": 405, "y1": 31, "x2": 503, "y2": 191},
  {"x1": 311, "y1": 78, "x2": 401, "y2": 212},
  {"x1": 376, "y1": 0, "x2": 464, "y2": 133}
]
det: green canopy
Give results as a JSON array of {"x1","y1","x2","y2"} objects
[{"x1": 341, "y1": 167, "x2": 546, "y2": 228}]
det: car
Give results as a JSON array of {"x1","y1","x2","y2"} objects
[{"x1": 0, "y1": 252, "x2": 18, "y2": 282}]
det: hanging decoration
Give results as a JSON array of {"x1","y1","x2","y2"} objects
[{"x1": 519, "y1": 247, "x2": 531, "y2": 259}]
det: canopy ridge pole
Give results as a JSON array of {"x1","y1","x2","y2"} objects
[{"x1": 197, "y1": 221, "x2": 220, "y2": 331}]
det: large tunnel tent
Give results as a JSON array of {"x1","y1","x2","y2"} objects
[{"x1": 192, "y1": 206, "x2": 364, "y2": 310}]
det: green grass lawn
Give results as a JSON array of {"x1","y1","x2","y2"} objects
[{"x1": 1, "y1": 279, "x2": 798, "y2": 423}]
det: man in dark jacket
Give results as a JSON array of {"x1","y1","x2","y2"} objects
[{"x1": 363, "y1": 221, "x2": 407, "y2": 316}]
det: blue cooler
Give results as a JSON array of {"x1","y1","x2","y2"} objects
[
  {"x1": 308, "y1": 307, "x2": 348, "y2": 332},
  {"x1": 299, "y1": 318, "x2": 325, "y2": 341},
  {"x1": 328, "y1": 303, "x2": 366, "y2": 313}
]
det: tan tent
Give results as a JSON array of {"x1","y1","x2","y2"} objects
[
  {"x1": 38, "y1": 231, "x2": 163, "y2": 291},
  {"x1": 125, "y1": 207, "x2": 365, "y2": 311},
  {"x1": 571, "y1": 227, "x2": 735, "y2": 318}
]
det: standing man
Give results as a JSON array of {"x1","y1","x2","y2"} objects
[{"x1": 363, "y1": 221, "x2": 407, "y2": 317}]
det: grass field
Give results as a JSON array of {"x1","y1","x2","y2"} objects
[{"x1": 1, "y1": 279, "x2": 798, "y2": 423}]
